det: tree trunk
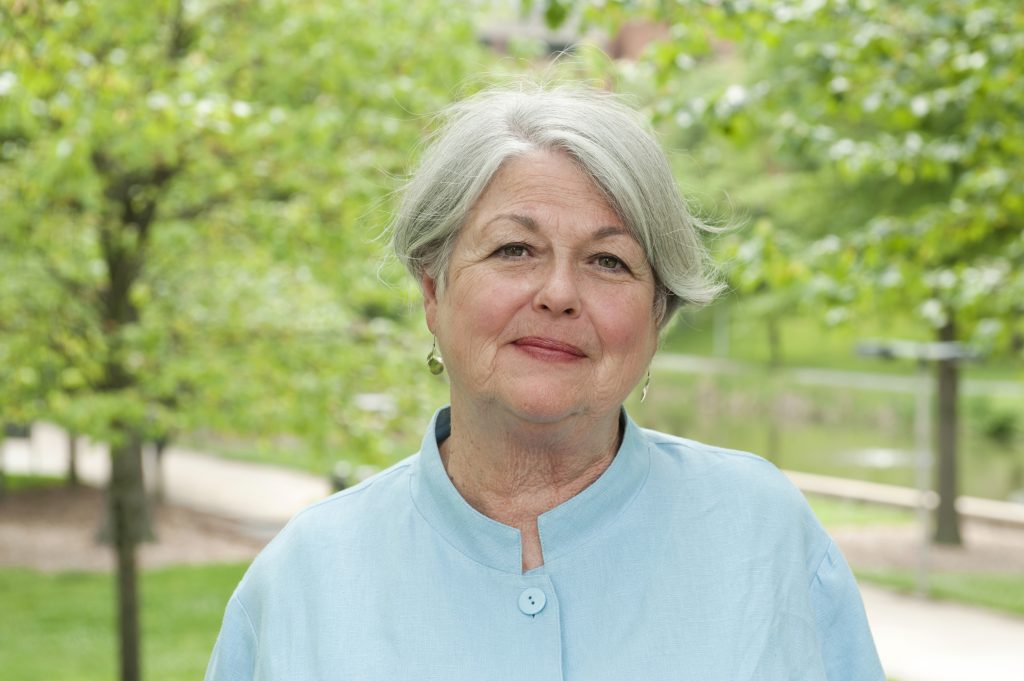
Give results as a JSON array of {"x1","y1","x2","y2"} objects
[
  {"x1": 109, "y1": 435, "x2": 147, "y2": 681},
  {"x1": 766, "y1": 316, "x2": 782, "y2": 367},
  {"x1": 933, "y1": 318, "x2": 962, "y2": 545},
  {"x1": 67, "y1": 430, "x2": 79, "y2": 487},
  {"x1": 766, "y1": 417, "x2": 781, "y2": 465},
  {"x1": 0, "y1": 436, "x2": 6, "y2": 502},
  {"x1": 764, "y1": 317, "x2": 783, "y2": 462},
  {"x1": 713, "y1": 302, "x2": 731, "y2": 357},
  {"x1": 763, "y1": 372, "x2": 782, "y2": 464},
  {"x1": 152, "y1": 439, "x2": 167, "y2": 504}
]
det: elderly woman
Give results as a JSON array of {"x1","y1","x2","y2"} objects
[{"x1": 206, "y1": 86, "x2": 884, "y2": 680}]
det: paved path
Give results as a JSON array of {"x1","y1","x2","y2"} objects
[
  {"x1": 5, "y1": 423, "x2": 1024, "y2": 681},
  {"x1": 862, "y1": 585, "x2": 1024, "y2": 681},
  {"x1": 1, "y1": 424, "x2": 329, "y2": 531}
]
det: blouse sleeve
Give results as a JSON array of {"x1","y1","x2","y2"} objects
[
  {"x1": 809, "y1": 541, "x2": 886, "y2": 681},
  {"x1": 204, "y1": 594, "x2": 259, "y2": 681}
]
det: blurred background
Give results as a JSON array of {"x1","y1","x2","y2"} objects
[{"x1": 1, "y1": 1, "x2": 1021, "y2": 680}]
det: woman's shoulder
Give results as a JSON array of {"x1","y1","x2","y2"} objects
[
  {"x1": 638, "y1": 426, "x2": 814, "y2": 514},
  {"x1": 290, "y1": 453, "x2": 419, "y2": 524},
  {"x1": 238, "y1": 455, "x2": 420, "y2": 581},
  {"x1": 636, "y1": 426, "x2": 832, "y2": 575},
  {"x1": 641, "y1": 426, "x2": 782, "y2": 477}
]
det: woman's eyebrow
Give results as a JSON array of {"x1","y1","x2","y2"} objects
[
  {"x1": 484, "y1": 213, "x2": 539, "y2": 232},
  {"x1": 485, "y1": 215, "x2": 629, "y2": 241},
  {"x1": 593, "y1": 225, "x2": 631, "y2": 241}
]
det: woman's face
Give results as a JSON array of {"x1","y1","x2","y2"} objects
[{"x1": 423, "y1": 150, "x2": 658, "y2": 426}]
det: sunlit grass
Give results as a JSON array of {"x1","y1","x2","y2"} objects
[
  {"x1": 3, "y1": 560, "x2": 1019, "y2": 681},
  {"x1": 806, "y1": 495, "x2": 914, "y2": 528},
  {"x1": 856, "y1": 569, "x2": 1024, "y2": 618},
  {"x1": 3, "y1": 473, "x2": 65, "y2": 492},
  {"x1": 629, "y1": 369, "x2": 1024, "y2": 501},
  {"x1": 662, "y1": 303, "x2": 1024, "y2": 381},
  {"x1": 0, "y1": 563, "x2": 246, "y2": 681}
]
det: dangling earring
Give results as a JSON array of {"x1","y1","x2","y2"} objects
[
  {"x1": 427, "y1": 337, "x2": 445, "y2": 375},
  {"x1": 640, "y1": 370, "x2": 651, "y2": 403}
]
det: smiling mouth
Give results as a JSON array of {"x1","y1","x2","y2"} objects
[{"x1": 513, "y1": 336, "x2": 587, "y2": 360}]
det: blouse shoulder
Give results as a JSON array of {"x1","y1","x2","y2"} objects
[
  {"x1": 638, "y1": 426, "x2": 833, "y2": 579},
  {"x1": 232, "y1": 454, "x2": 418, "y2": 599},
  {"x1": 641, "y1": 427, "x2": 806, "y2": 502}
]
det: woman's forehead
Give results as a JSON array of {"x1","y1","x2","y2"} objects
[{"x1": 469, "y1": 151, "x2": 623, "y2": 226}]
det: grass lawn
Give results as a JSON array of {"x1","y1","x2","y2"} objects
[
  {"x1": 663, "y1": 303, "x2": 1024, "y2": 381},
  {"x1": 855, "y1": 569, "x2": 1024, "y2": 618},
  {"x1": 0, "y1": 479, "x2": 1014, "y2": 680},
  {"x1": 802, "y1": 497, "x2": 1024, "y2": 619},
  {"x1": 1, "y1": 508, "x2": 1020, "y2": 679},
  {"x1": 629, "y1": 367, "x2": 1024, "y2": 501},
  {"x1": 4, "y1": 560, "x2": 1019, "y2": 681},
  {"x1": 806, "y1": 494, "x2": 915, "y2": 528},
  {"x1": 2, "y1": 473, "x2": 66, "y2": 493},
  {"x1": 0, "y1": 563, "x2": 246, "y2": 681}
]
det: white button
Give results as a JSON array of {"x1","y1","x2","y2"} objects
[{"x1": 518, "y1": 587, "x2": 546, "y2": 615}]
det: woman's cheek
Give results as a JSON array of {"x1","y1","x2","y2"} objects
[{"x1": 595, "y1": 291, "x2": 658, "y2": 347}]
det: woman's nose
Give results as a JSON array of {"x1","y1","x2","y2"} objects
[{"x1": 533, "y1": 261, "x2": 581, "y2": 317}]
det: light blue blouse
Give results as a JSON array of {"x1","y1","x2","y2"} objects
[{"x1": 206, "y1": 407, "x2": 884, "y2": 680}]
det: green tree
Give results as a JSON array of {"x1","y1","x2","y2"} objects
[
  {"x1": 539, "y1": 0, "x2": 1024, "y2": 544},
  {"x1": 697, "y1": 0, "x2": 1023, "y2": 546},
  {"x1": 722, "y1": 219, "x2": 812, "y2": 368},
  {"x1": 1, "y1": 1, "x2": 491, "y2": 678}
]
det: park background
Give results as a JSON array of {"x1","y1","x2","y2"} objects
[{"x1": 1, "y1": 1, "x2": 1022, "y2": 680}]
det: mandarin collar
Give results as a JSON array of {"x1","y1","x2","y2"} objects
[{"x1": 410, "y1": 406, "x2": 651, "y2": 575}]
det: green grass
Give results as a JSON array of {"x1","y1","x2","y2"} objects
[
  {"x1": 2, "y1": 473, "x2": 65, "y2": 492},
  {"x1": 0, "y1": 563, "x2": 247, "y2": 681},
  {"x1": 629, "y1": 369, "x2": 1024, "y2": 501},
  {"x1": 663, "y1": 302, "x2": 1024, "y2": 381},
  {"x1": 806, "y1": 495, "x2": 915, "y2": 528},
  {"x1": 663, "y1": 307, "x2": 925, "y2": 372},
  {"x1": 1, "y1": 537, "x2": 1020, "y2": 681},
  {"x1": 856, "y1": 569, "x2": 1024, "y2": 618},
  {"x1": 801, "y1": 493, "x2": 1024, "y2": 620}
]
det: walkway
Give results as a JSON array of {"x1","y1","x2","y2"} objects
[
  {"x1": 1, "y1": 424, "x2": 329, "y2": 532},
  {"x1": 4, "y1": 423, "x2": 1024, "y2": 681},
  {"x1": 862, "y1": 586, "x2": 1024, "y2": 681}
]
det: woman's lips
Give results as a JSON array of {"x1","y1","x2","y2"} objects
[{"x1": 513, "y1": 336, "x2": 587, "y2": 360}]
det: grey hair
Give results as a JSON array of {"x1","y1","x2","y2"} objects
[{"x1": 389, "y1": 84, "x2": 724, "y2": 327}]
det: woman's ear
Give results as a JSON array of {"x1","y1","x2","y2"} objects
[{"x1": 421, "y1": 272, "x2": 438, "y2": 334}]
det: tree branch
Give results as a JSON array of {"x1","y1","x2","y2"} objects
[
  {"x1": 169, "y1": 192, "x2": 233, "y2": 221},
  {"x1": 167, "y1": 0, "x2": 189, "y2": 59},
  {"x1": 0, "y1": 3, "x2": 36, "y2": 46}
]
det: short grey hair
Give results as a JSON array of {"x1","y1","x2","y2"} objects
[{"x1": 390, "y1": 84, "x2": 723, "y2": 326}]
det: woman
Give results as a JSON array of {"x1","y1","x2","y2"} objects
[{"x1": 206, "y1": 85, "x2": 885, "y2": 680}]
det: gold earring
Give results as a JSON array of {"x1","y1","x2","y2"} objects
[
  {"x1": 640, "y1": 370, "x2": 651, "y2": 403},
  {"x1": 427, "y1": 337, "x2": 444, "y2": 375}
]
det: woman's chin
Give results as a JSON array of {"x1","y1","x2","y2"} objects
[
  {"x1": 509, "y1": 404, "x2": 581, "y2": 425},
  {"x1": 491, "y1": 389, "x2": 604, "y2": 426},
  {"x1": 452, "y1": 375, "x2": 621, "y2": 427}
]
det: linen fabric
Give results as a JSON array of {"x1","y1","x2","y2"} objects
[{"x1": 205, "y1": 407, "x2": 885, "y2": 681}]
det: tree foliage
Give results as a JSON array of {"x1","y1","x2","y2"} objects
[
  {"x1": 538, "y1": 0, "x2": 1024, "y2": 349},
  {"x1": 0, "y1": 0, "x2": 487, "y2": 462},
  {"x1": 539, "y1": 0, "x2": 1024, "y2": 545},
  {"x1": 659, "y1": 0, "x2": 1023, "y2": 349},
  {"x1": 679, "y1": 0, "x2": 1023, "y2": 545},
  {"x1": 1, "y1": 1, "x2": 494, "y2": 678}
]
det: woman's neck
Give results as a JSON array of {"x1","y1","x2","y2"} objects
[{"x1": 439, "y1": 402, "x2": 622, "y2": 571}]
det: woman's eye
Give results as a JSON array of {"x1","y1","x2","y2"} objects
[
  {"x1": 596, "y1": 254, "x2": 625, "y2": 270},
  {"x1": 498, "y1": 244, "x2": 528, "y2": 258}
]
